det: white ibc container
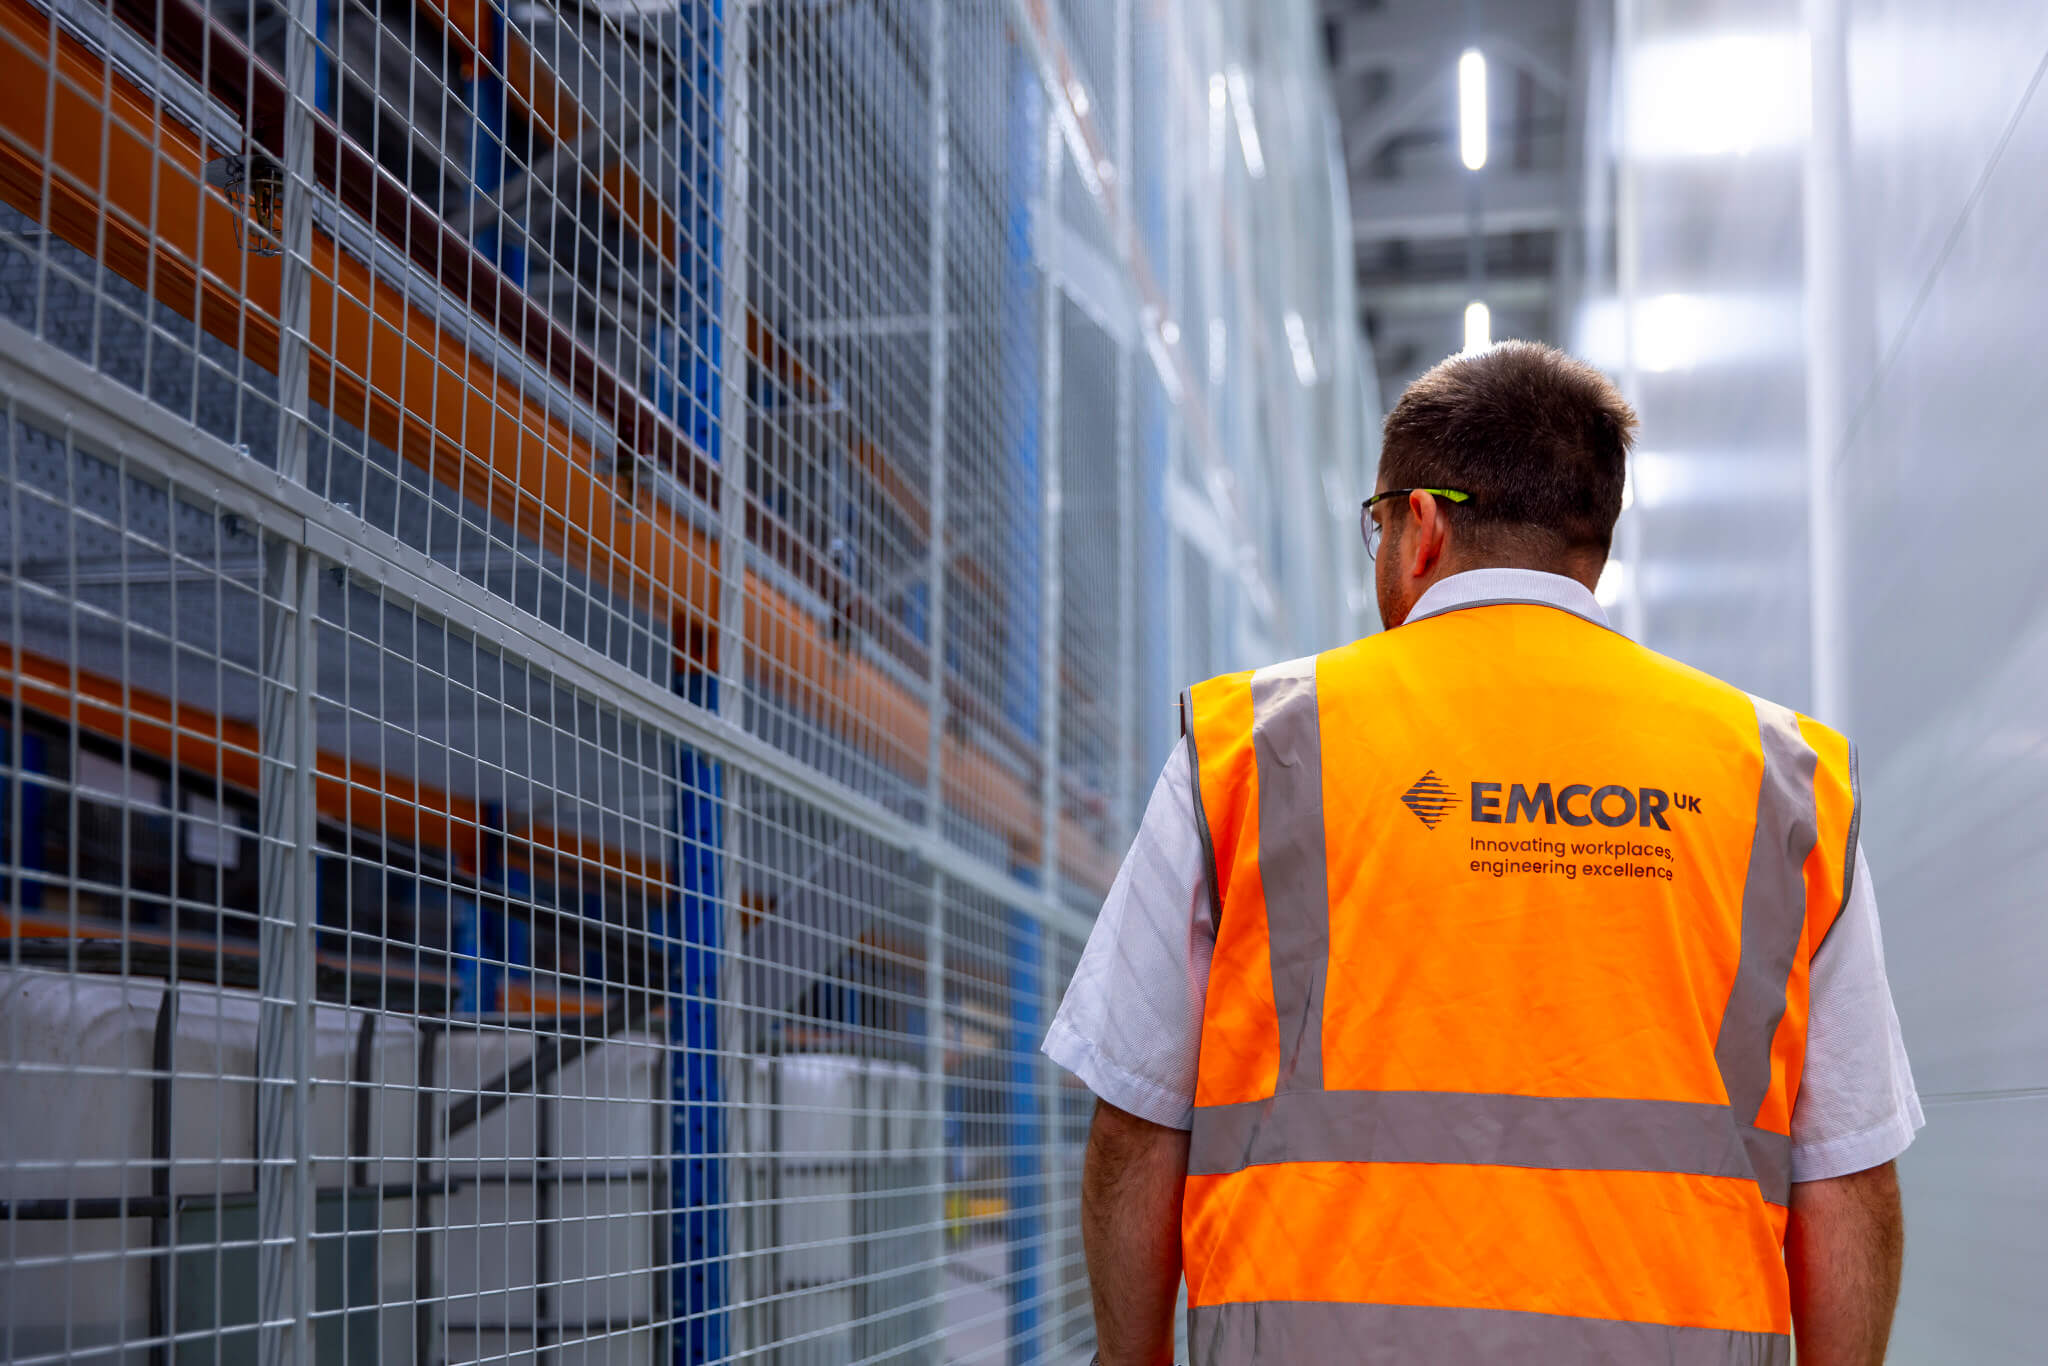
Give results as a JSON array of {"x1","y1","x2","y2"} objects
[
  {"x1": 551, "y1": 1033, "x2": 663, "y2": 1334},
  {"x1": 434, "y1": 1024, "x2": 662, "y2": 1365},
  {"x1": 0, "y1": 967, "x2": 417, "y2": 1362},
  {"x1": 438, "y1": 1025, "x2": 545, "y2": 1340},
  {"x1": 733, "y1": 1053, "x2": 936, "y2": 1365}
]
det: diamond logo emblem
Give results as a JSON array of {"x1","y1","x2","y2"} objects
[{"x1": 1400, "y1": 770, "x2": 1455, "y2": 830}]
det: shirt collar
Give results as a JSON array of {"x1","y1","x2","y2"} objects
[{"x1": 1403, "y1": 567, "x2": 1611, "y2": 630}]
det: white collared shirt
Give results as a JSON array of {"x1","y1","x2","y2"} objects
[{"x1": 1043, "y1": 569, "x2": 1923, "y2": 1182}]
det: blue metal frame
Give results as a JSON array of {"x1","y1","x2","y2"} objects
[
  {"x1": 1002, "y1": 48, "x2": 1047, "y2": 1366},
  {"x1": 313, "y1": 0, "x2": 332, "y2": 115},
  {"x1": 448, "y1": 801, "x2": 528, "y2": 1015},
  {"x1": 469, "y1": 2, "x2": 527, "y2": 287},
  {"x1": 664, "y1": 7, "x2": 731, "y2": 1360},
  {"x1": 653, "y1": 0, "x2": 728, "y2": 465},
  {"x1": 1005, "y1": 895, "x2": 1045, "y2": 1364},
  {"x1": 451, "y1": 888, "x2": 485, "y2": 1013},
  {"x1": 667, "y1": 665, "x2": 727, "y2": 1365}
]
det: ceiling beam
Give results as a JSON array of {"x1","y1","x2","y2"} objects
[
  {"x1": 1331, "y1": 0, "x2": 1574, "y2": 77},
  {"x1": 1490, "y1": 33, "x2": 1569, "y2": 97},
  {"x1": 1343, "y1": 62, "x2": 1456, "y2": 172},
  {"x1": 1351, "y1": 170, "x2": 1569, "y2": 242},
  {"x1": 1359, "y1": 275, "x2": 1554, "y2": 316},
  {"x1": 1334, "y1": 2, "x2": 1576, "y2": 170}
]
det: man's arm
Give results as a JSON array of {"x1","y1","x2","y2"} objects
[
  {"x1": 1786, "y1": 1159, "x2": 1905, "y2": 1366},
  {"x1": 1082, "y1": 1098, "x2": 1189, "y2": 1366}
]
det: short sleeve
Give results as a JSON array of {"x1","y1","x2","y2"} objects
[
  {"x1": 1790, "y1": 845, "x2": 1926, "y2": 1181},
  {"x1": 1041, "y1": 743, "x2": 1215, "y2": 1130}
]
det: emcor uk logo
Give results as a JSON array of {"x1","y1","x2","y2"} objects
[
  {"x1": 1399, "y1": 771, "x2": 1456, "y2": 829},
  {"x1": 1402, "y1": 772, "x2": 1703, "y2": 831}
]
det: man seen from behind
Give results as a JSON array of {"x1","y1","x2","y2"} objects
[{"x1": 1044, "y1": 342, "x2": 1922, "y2": 1365}]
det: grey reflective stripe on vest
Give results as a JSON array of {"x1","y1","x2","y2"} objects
[
  {"x1": 1201, "y1": 674, "x2": 1813, "y2": 1207},
  {"x1": 1819, "y1": 740, "x2": 1863, "y2": 952},
  {"x1": 1182, "y1": 687, "x2": 1227, "y2": 938},
  {"x1": 1714, "y1": 697, "x2": 1820, "y2": 1200},
  {"x1": 1189, "y1": 1302, "x2": 1789, "y2": 1366},
  {"x1": 1249, "y1": 657, "x2": 1329, "y2": 1093},
  {"x1": 1187, "y1": 1089, "x2": 1790, "y2": 1197}
]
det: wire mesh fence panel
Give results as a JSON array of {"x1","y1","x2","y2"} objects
[
  {"x1": 935, "y1": 881, "x2": 1056, "y2": 1365},
  {"x1": 722, "y1": 769, "x2": 936, "y2": 1365},
  {"x1": 1043, "y1": 929, "x2": 1088, "y2": 1357},
  {"x1": 741, "y1": 0, "x2": 939, "y2": 808},
  {"x1": 1131, "y1": 366, "x2": 1177, "y2": 823},
  {"x1": 1055, "y1": 303, "x2": 1120, "y2": 863},
  {"x1": 1049, "y1": 0, "x2": 1116, "y2": 273},
  {"x1": 927, "y1": 0, "x2": 1052, "y2": 885},
  {"x1": 0, "y1": 0, "x2": 1366, "y2": 1360}
]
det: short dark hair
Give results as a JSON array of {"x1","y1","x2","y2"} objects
[{"x1": 1379, "y1": 341, "x2": 1638, "y2": 556}]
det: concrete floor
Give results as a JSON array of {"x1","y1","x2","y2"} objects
[{"x1": 942, "y1": 1238, "x2": 1094, "y2": 1365}]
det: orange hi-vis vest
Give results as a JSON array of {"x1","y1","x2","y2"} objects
[{"x1": 1178, "y1": 595, "x2": 1859, "y2": 1366}]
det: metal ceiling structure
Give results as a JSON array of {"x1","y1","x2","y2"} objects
[{"x1": 1320, "y1": 0, "x2": 1592, "y2": 400}]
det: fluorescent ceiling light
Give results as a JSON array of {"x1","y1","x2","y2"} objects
[
  {"x1": 1144, "y1": 321, "x2": 1183, "y2": 404},
  {"x1": 1227, "y1": 65, "x2": 1267, "y2": 179},
  {"x1": 1459, "y1": 49, "x2": 1488, "y2": 170},
  {"x1": 1463, "y1": 300, "x2": 1491, "y2": 354},
  {"x1": 1209, "y1": 73, "x2": 1228, "y2": 177},
  {"x1": 1284, "y1": 310, "x2": 1318, "y2": 386}
]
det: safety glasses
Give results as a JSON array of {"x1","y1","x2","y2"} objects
[{"x1": 1360, "y1": 487, "x2": 1472, "y2": 560}]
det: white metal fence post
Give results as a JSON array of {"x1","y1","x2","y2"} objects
[
  {"x1": 1032, "y1": 95, "x2": 1066, "y2": 1366},
  {"x1": 255, "y1": 0, "x2": 321, "y2": 1358},
  {"x1": 1801, "y1": 0, "x2": 1862, "y2": 729},
  {"x1": 718, "y1": 0, "x2": 754, "y2": 725},
  {"x1": 1113, "y1": 0, "x2": 1138, "y2": 844},
  {"x1": 716, "y1": 7, "x2": 755, "y2": 1352},
  {"x1": 922, "y1": 0, "x2": 953, "y2": 1355},
  {"x1": 255, "y1": 537, "x2": 319, "y2": 1366}
]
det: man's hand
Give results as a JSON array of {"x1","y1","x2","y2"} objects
[
  {"x1": 1081, "y1": 1099, "x2": 1189, "y2": 1366},
  {"x1": 1787, "y1": 1159, "x2": 1905, "y2": 1365}
]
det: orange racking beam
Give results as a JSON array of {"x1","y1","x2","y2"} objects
[
  {"x1": 106, "y1": 0, "x2": 700, "y2": 481},
  {"x1": 0, "y1": 902, "x2": 615, "y2": 1018},
  {"x1": 100, "y1": 0, "x2": 940, "y2": 674},
  {"x1": 0, "y1": 643, "x2": 664, "y2": 891},
  {"x1": 0, "y1": 4, "x2": 1118, "y2": 894},
  {"x1": 425, "y1": 0, "x2": 968, "y2": 672},
  {"x1": 120, "y1": 0, "x2": 1032, "y2": 786},
  {"x1": 417, "y1": 0, "x2": 996, "y2": 699}
]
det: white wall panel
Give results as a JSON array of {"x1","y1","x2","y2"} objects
[
  {"x1": 1839, "y1": 11, "x2": 2048, "y2": 1355},
  {"x1": 1604, "y1": 0, "x2": 2048, "y2": 1355}
]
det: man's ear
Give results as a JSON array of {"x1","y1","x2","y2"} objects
[{"x1": 1406, "y1": 489, "x2": 1448, "y2": 578}]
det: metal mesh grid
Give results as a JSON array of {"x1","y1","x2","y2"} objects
[
  {"x1": 1054, "y1": 303, "x2": 1120, "y2": 860},
  {"x1": 0, "y1": 0, "x2": 1365, "y2": 1360}
]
